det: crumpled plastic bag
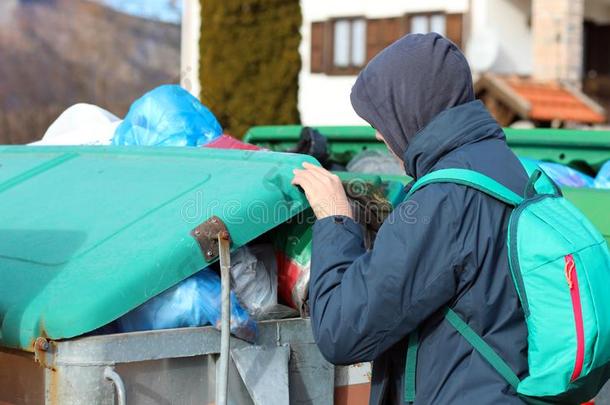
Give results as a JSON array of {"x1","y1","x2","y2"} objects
[
  {"x1": 112, "y1": 84, "x2": 222, "y2": 147},
  {"x1": 116, "y1": 268, "x2": 257, "y2": 342},
  {"x1": 521, "y1": 158, "x2": 596, "y2": 188},
  {"x1": 273, "y1": 212, "x2": 314, "y2": 316},
  {"x1": 30, "y1": 103, "x2": 121, "y2": 146},
  {"x1": 230, "y1": 245, "x2": 277, "y2": 319},
  {"x1": 538, "y1": 162, "x2": 596, "y2": 188},
  {"x1": 595, "y1": 161, "x2": 610, "y2": 189},
  {"x1": 347, "y1": 150, "x2": 404, "y2": 175}
]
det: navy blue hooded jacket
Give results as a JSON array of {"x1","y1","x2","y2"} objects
[{"x1": 309, "y1": 34, "x2": 530, "y2": 404}]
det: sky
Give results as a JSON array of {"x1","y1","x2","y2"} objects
[{"x1": 99, "y1": 0, "x2": 183, "y2": 24}]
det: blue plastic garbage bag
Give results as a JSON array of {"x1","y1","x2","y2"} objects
[
  {"x1": 521, "y1": 158, "x2": 595, "y2": 188},
  {"x1": 117, "y1": 268, "x2": 257, "y2": 342},
  {"x1": 539, "y1": 162, "x2": 595, "y2": 188},
  {"x1": 595, "y1": 160, "x2": 610, "y2": 189},
  {"x1": 112, "y1": 84, "x2": 222, "y2": 147}
]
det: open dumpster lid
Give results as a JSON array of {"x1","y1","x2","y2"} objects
[{"x1": 0, "y1": 146, "x2": 314, "y2": 351}]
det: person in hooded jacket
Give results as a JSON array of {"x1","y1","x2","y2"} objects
[{"x1": 291, "y1": 33, "x2": 530, "y2": 404}]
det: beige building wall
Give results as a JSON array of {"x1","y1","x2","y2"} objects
[
  {"x1": 181, "y1": 0, "x2": 201, "y2": 99},
  {"x1": 532, "y1": 0, "x2": 584, "y2": 85}
]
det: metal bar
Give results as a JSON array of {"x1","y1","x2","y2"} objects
[
  {"x1": 216, "y1": 233, "x2": 231, "y2": 405},
  {"x1": 104, "y1": 366, "x2": 126, "y2": 405},
  {"x1": 43, "y1": 319, "x2": 311, "y2": 366}
]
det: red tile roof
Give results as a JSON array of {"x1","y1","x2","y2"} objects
[{"x1": 504, "y1": 77, "x2": 606, "y2": 124}]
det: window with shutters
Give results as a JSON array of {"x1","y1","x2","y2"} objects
[
  {"x1": 309, "y1": 18, "x2": 367, "y2": 75},
  {"x1": 310, "y1": 13, "x2": 463, "y2": 75},
  {"x1": 329, "y1": 17, "x2": 367, "y2": 74}
]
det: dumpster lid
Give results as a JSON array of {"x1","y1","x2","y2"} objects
[{"x1": 0, "y1": 146, "x2": 314, "y2": 351}]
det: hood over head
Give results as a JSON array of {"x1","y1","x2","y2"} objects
[{"x1": 350, "y1": 33, "x2": 474, "y2": 160}]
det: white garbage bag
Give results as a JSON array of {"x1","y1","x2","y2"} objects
[
  {"x1": 30, "y1": 103, "x2": 121, "y2": 146},
  {"x1": 230, "y1": 244, "x2": 278, "y2": 319},
  {"x1": 347, "y1": 149, "x2": 404, "y2": 175}
]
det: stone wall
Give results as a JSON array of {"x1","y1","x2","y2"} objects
[{"x1": 532, "y1": 0, "x2": 584, "y2": 86}]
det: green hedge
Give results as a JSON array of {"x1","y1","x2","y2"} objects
[{"x1": 200, "y1": 0, "x2": 302, "y2": 138}]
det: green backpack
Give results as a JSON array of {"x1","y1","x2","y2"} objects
[{"x1": 403, "y1": 166, "x2": 610, "y2": 403}]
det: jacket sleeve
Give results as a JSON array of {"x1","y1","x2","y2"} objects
[{"x1": 309, "y1": 187, "x2": 465, "y2": 365}]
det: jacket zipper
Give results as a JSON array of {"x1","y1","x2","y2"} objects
[{"x1": 565, "y1": 254, "x2": 585, "y2": 382}]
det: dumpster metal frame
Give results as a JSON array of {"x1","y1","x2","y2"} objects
[{"x1": 0, "y1": 318, "x2": 334, "y2": 404}]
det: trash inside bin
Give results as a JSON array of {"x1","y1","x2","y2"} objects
[
  {"x1": 347, "y1": 149, "x2": 404, "y2": 175},
  {"x1": 538, "y1": 161, "x2": 595, "y2": 188},
  {"x1": 112, "y1": 84, "x2": 222, "y2": 147},
  {"x1": 521, "y1": 157, "x2": 595, "y2": 188},
  {"x1": 595, "y1": 160, "x2": 610, "y2": 189},
  {"x1": 343, "y1": 177, "x2": 394, "y2": 232},
  {"x1": 230, "y1": 244, "x2": 278, "y2": 319},
  {"x1": 273, "y1": 213, "x2": 314, "y2": 315},
  {"x1": 116, "y1": 267, "x2": 257, "y2": 342},
  {"x1": 291, "y1": 127, "x2": 331, "y2": 168},
  {"x1": 110, "y1": 242, "x2": 276, "y2": 340}
]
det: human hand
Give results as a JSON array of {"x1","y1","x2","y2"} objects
[{"x1": 291, "y1": 162, "x2": 353, "y2": 220}]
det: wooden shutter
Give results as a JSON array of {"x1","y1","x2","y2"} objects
[
  {"x1": 446, "y1": 13, "x2": 463, "y2": 48},
  {"x1": 310, "y1": 22, "x2": 325, "y2": 73},
  {"x1": 366, "y1": 17, "x2": 406, "y2": 62}
]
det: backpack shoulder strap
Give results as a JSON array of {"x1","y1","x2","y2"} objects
[
  {"x1": 405, "y1": 168, "x2": 524, "y2": 206},
  {"x1": 444, "y1": 308, "x2": 521, "y2": 390},
  {"x1": 403, "y1": 309, "x2": 521, "y2": 402}
]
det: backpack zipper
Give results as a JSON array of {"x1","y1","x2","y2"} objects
[{"x1": 565, "y1": 254, "x2": 585, "y2": 382}]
